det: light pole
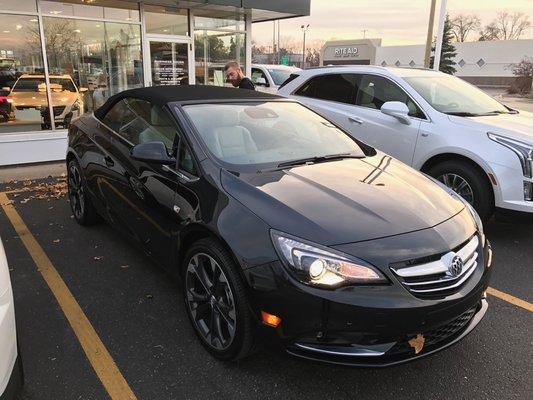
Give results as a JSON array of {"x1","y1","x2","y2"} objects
[{"x1": 301, "y1": 24, "x2": 309, "y2": 69}]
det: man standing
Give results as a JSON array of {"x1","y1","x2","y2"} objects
[{"x1": 224, "y1": 61, "x2": 255, "y2": 90}]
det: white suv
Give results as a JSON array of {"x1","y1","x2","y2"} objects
[
  {"x1": 278, "y1": 66, "x2": 533, "y2": 220},
  {"x1": 251, "y1": 64, "x2": 300, "y2": 94}
]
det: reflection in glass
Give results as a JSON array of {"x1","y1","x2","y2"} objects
[
  {"x1": 0, "y1": 14, "x2": 50, "y2": 133},
  {"x1": 194, "y1": 31, "x2": 245, "y2": 86},
  {"x1": 145, "y1": 5, "x2": 188, "y2": 36},
  {"x1": 43, "y1": 17, "x2": 143, "y2": 126},
  {"x1": 40, "y1": 0, "x2": 139, "y2": 21},
  {"x1": 193, "y1": 8, "x2": 244, "y2": 31},
  {"x1": 0, "y1": 0, "x2": 36, "y2": 13},
  {"x1": 150, "y1": 42, "x2": 189, "y2": 86}
]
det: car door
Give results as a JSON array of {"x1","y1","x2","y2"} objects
[
  {"x1": 292, "y1": 73, "x2": 423, "y2": 165},
  {"x1": 96, "y1": 98, "x2": 197, "y2": 270}
]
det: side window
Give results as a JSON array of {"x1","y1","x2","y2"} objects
[
  {"x1": 118, "y1": 98, "x2": 180, "y2": 150},
  {"x1": 294, "y1": 74, "x2": 359, "y2": 104},
  {"x1": 178, "y1": 141, "x2": 197, "y2": 175},
  {"x1": 356, "y1": 75, "x2": 425, "y2": 118},
  {"x1": 101, "y1": 100, "x2": 128, "y2": 132},
  {"x1": 251, "y1": 68, "x2": 268, "y2": 86}
]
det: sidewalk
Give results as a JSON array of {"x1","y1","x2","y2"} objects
[{"x1": 0, "y1": 161, "x2": 65, "y2": 183}]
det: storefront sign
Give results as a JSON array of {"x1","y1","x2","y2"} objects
[{"x1": 334, "y1": 47, "x2": 358, "y2": 57}]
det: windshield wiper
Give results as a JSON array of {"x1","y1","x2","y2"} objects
[
  {"x1": 276, "y1": 153, "x2": 361, "y2": 168},
  {"x1": 445, "y1": 111, "x2": 486, "y2": 117},
  {"x1": 486, "y1": 110, "x2": 519, "y2": 115}
]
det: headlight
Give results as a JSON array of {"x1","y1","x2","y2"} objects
[
  {"x1": 71, "y1": 101, "x2": 80, "y2": 112},
  {"x1": 270, "y1": 230, "x2": 387, "y2": 288},
  {"x1": 488, "y1": 132, "x2": 533, "y2": 178}
]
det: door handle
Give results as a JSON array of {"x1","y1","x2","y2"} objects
[
  {"x1": 104, "y1": 155, "x2": 114, "y2": 167},
  {"x1": 349, "y1": 116, "x2": 364, "y2": 124}
]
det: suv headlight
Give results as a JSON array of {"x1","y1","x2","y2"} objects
[
  {"x1": 488, "y1": 132, "x2": 533, "y2": 178},
  {"x1": 271, "y1": 230, "x2": 387, "y2": 288}
]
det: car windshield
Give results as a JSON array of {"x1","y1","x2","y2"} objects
[
  {"x1": 183, "y1": 101, "x2": 365, "y2": 168},
  {"x1": 404, "y1": 75, "x2": 509, "y2": 116},
  {"x1": 267, "y1": 69, "x2": 293, "y2": 86},
  {"x1": 12, "y1": 78, "x2": 77, "y2": 92}
]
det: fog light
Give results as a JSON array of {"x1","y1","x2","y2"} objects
[
  {"x1": 524, "y1": 181, "x2": 533, "y2": 201},
  {"x1": 261, "y1": 311, "x2": 282, "y2": 327}
]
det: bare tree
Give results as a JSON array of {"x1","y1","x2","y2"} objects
[
  {"x1": 451, "y1": 14, "x2": 481, "y2": 42},
  {"x1": 479, "y1": 12, "x2": 531, "y2": 40}
]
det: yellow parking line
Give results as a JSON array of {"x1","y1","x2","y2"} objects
[
  {"x1": 0, "y1": 192, "x2": 137, "y2": 400},
  {"x1": 486, "y1": 287, "x2": 533, "y2": 312}
]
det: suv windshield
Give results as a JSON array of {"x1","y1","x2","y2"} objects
[
  {"x1": 267, "y1": 69, "x2": 293, "y2": 86},
  {"x1": 404, "y1": 75, "x2": 509, "y2": 116},
  {"x1": 12, "y1": 77, "x2": 77, "y2": 92},
  {"x1": 183, "y1": 101, "x2": 365, "y2": 168}
]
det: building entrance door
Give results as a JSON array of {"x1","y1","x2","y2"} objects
[{"x1": 146, "y1": 38, "x2": 192, "y2": 86}]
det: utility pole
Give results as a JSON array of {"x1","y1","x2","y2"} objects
[
  {"x1": 301, "y1": 24, "x2": 309, "y2": 69},
  {"x1": 362, "y1": 29, "x2": 368, "y2": 39},
  {"x1": 424, "y1": 0, "x2": 437, "y2": 68},
  {"x1": 273, "y1": 21, "x2": 276, "y2": 63},
  {"x1": 277, "y1": 20, "x2": 280, "y2": 64},
  {"x1": 433, "y1": 0, "x2": 448, "y2": 71}
]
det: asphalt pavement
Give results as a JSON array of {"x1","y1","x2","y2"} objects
[{"x1": 0, "y1": 178, "x2": 531, "y2": 400}]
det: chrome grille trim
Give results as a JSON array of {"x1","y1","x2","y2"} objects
[{"x1": 391, "y1": 235, "x2": 480, "y2": 297}]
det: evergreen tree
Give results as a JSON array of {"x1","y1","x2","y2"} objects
[{"x1": 430, "y1": 15, "x2": 457, "y2": 74}]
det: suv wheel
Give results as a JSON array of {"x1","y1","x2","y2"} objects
[
  {"x1": 182, "y1": 238, "x2": 255, "y2": 361},
  {"x1": 428, "y1": 160, "x2": 493, "y2": 220}
]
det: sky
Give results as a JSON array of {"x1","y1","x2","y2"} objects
[{"x1": 252, "y1": 0, "x2": 533, "y2": 51}]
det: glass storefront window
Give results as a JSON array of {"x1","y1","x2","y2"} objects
[
  {"x1": 0, "y1": 0, "x2": 37, "y2": 13},
  {"x1": 145, "y1": 5, "x2": 188, "y2": 36},
  {"x1": 41, "y1": 1, "x2": 139, "y2": 22},
  {"x1": 194, "y1": 8, "x2": 245, "y2": 31},
  {"x1": 0, "y1": 14, "x2": 50, "y2": 133},
  {"x1": 194, "y1": 31, "x2": 245, "y2": 86},
  {"x1": 43, "y1": 17, "x2": 143, "y2": 127}
]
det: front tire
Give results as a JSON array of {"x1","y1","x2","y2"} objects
[
  {"x1": 67, "y1": 159, "x2": 99, "y2": 226},
  {"x1": 428, "y1": 160, "x2": 493, "y2": 220},
  {"x1": 182, "y1": 238, "x2": 255, "y2": 361}
]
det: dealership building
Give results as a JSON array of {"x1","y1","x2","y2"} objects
[
  {"x1": 321, "y1": 38, "x2": 533, "y2": 87},
  {"x1": 0, "y1": 0, "x2": 310, "y2": 166}
]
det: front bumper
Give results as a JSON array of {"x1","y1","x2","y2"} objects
[
  {"x1": 0, "y1": 355, "x2": 22, "y2": 400},
  {"x1": 489, "y1": 161, "x2": 533, "y2": 213},
  {"x1": 286, "y1": 297, "x2": 488, "y2": 367},
  {"x1": 245, "y1": 224, "x2": 491, "y2": 366}
]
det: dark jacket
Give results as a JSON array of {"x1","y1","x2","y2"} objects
[{"x1": 238, "y1": 77, "x2": 255, "y2": 90}]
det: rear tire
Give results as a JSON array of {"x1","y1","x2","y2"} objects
[
  {"x1": 182, "y1": 238, "x2": 255, "y2": 361},
  {"x1": 428, "y1": 159, "x2": 493, "y2": 220},
  {"x1": 67, "y1": 159, "x2": 99, "y2": 226}
]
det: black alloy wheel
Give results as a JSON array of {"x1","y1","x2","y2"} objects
[
  {"x1": 183, "y1": 238, "x2": 255, "y2": 360},
  {"x1": 67, "y1": 159, "x2": 98, "y2": 225}
]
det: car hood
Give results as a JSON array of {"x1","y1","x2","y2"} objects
[
  {"x1": 449, "y1": 111, "x2": 533, "y2": 144},
  {"x1": 221, "y1": 155, "x2": 465, "y2": 246},
  {"x1": 9, "y1": 91, "x2": 79, "y2": 107}
]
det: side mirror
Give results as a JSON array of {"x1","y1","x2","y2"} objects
[
  {"x1": 255, "y1": 77, "x2": 269, "y2": 87},
  {"x1": 130, "y1": 141, "x2": 175, "y2": 165},
  {"x1": 380, "y1": 101, "x2": 411, "y2": 125},
  {"x1": 79, "y1": 87, "x2": 88, "y2": 92},
  {"x1": 2, "y1": 87, "x2": 10, "y2": 92}
]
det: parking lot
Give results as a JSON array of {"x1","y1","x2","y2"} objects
[{"x1": 0, "y1": 177, "x2": 531, "y2": 400}]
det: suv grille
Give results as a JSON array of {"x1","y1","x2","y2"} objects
[{"x1": 391, "y1": 235, "x2": 480, "y2": 299}]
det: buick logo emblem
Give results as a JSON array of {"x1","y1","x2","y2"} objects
[{"x1": 449, "y1": 255, "x2": 463, "y2": 277}]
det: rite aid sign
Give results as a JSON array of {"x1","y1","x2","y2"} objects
[{"x1": 334, "y1": 47, "x2": 359, "y2": 57}]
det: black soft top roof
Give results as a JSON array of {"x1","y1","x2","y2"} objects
[{"x1": 93, "y1": 85, "x2": 280, "y2": 120}]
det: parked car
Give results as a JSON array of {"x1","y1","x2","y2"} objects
[
  {"x1": 251, "y1": 64, "x2": 300, "y2": 93},
  {"x1": 67, "y1": 85, "x2": 491, "y2": 366},
  {"x1": 0, "y1": 89, "x2": 14, "y2": 122},
  {"x1": 6, "y1": 74, "x2": 87, "y2": 129},
  {"x1": 0, "y1": 236, "x2": 23, "y2": 399},
  {"x1": 278, "y1": 66, "x2": 533, "y2": 220}
]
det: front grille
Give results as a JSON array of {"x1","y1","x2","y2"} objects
[
  {"x1": 391, "y1": 235, "x2": 480, "y2": 299},
  {"x1": 53, "y1": 105, "x2": 66, "y2": 116},
  {"x1": 388, "y1": 305, "x2": 478, "y2": 355}
]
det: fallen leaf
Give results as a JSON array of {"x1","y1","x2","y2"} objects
[
  {"x1": 53, "y1": 239, "x2": 60, "y2": 244},
  {"x1": 94, "y1": 256, "x2": 103, "y2": 261},
  {"x1": 120, "y1": 265, "x2": 130, "y2": 269},
  {"x1": 145, "y1": 294, "x2": 153, "y2": 299}
]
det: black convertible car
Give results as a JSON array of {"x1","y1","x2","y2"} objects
[{"x1": 66, "y1": 85, "x2": 491, "y2": 366}]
